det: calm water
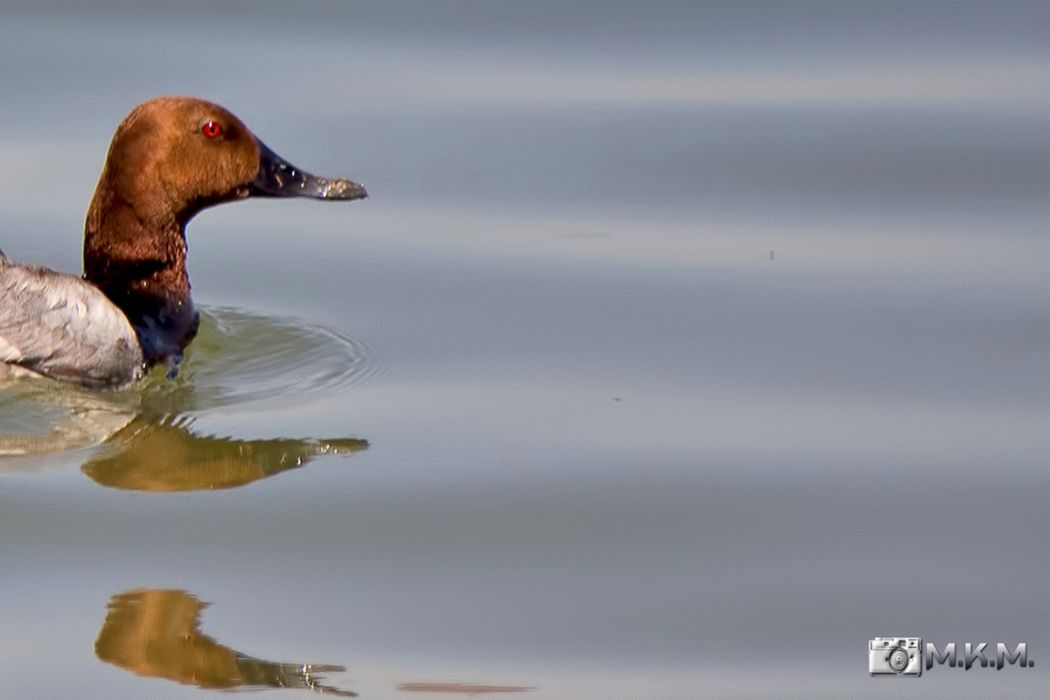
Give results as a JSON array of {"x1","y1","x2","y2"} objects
[{"x1": 0, "y1": 2, "x2": 1047, "y2": 698}]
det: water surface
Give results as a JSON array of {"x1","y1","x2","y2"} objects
[{"x1": 0, "y1": 2, "x2": 1047, "y2": 698}]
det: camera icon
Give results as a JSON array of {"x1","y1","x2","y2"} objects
[{"x1": 869, "y1": 637, "x2": 923, "y2": 676}]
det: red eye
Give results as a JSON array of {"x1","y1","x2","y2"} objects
[{"x1": 201, "y1": 120, "x2": 223, "y2": 139}]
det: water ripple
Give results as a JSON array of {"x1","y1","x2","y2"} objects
[
  {"x1": 139, "y1": 306, "x2": 382, "y2": 412},
  {"x1": 0, "y1": 306, "x2": 379, "y2": 461}
]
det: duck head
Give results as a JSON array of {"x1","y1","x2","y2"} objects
[
  {"x1": 82, "y1": 95, "x2": 366, "y2": 369},
  {"x1": 86, "y1": 95, "x2": 366, "y2": 233}
]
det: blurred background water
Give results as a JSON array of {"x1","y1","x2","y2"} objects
[{"x1": 0, "y1": 2, "x2": 1046, "y2": 697}]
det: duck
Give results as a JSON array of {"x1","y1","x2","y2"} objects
[{"x1": 0, "y1": 96, "x2": 366, "y2": 388}]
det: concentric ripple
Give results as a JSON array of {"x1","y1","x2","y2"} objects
[
  {"x1": 0, "y1": 306, "x2": 380, "y2": 460},
  {"x1": 138, "y1": 306, "x2": 381, "y2": 412}
]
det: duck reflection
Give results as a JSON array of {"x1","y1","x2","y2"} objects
[
  {"x1": 0, "y1": 373, "x2": 368, "y2": 491},
  {"x1": 95, "y1": 588, "x2": 356, "y2": 696},
  {"x1": 0, "y1": 383, "x2": 138, "y2": 458},
  {"x1": 82, "y1": 414, "x2": 367, "y2": 491},
  {"x1": 0, "y1": 306, "x2": 372, "y2": 489}
]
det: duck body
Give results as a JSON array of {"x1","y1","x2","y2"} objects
[
  {"x1": 0, "y1": 96, "x2": 366, "y2": 388},
  {"x1": 0, "y1": 253, "x2": 144, "y2": 387}
]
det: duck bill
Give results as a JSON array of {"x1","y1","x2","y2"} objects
[{"x1": 250, "y1": 139, "x2": 368, "y2": 200}]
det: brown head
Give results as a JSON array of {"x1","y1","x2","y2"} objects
[
  {"x1": 85, "y1": 95, "x2": 366, "y2": 258},
  {"x1": 82, "y1": 95, "x2": 366, "y2": 367}
]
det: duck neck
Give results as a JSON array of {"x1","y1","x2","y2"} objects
[{"x1": 83, "y1": 197, "x2": 200, "y2": 366}]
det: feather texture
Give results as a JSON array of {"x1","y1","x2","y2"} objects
[{"x1": 0, "y1": 255, "x2": 143, "y2": 387}]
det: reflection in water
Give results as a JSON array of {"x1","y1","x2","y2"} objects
[
  {"x1": 0, "y1": 307, "x2": 371, "y2": 490},
  {"x1": 0, "y1": 383, "x2": 136, "y2": 457},
  {"x1": 95, "y1": 589, "x2": 355, "y2": 696},
  {"x1": 83, "y1": 416, "x2": 367, "y2": 491}
]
